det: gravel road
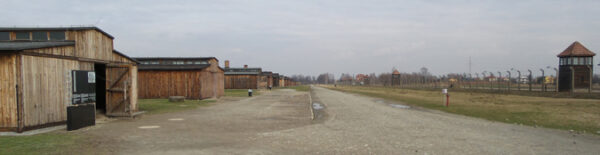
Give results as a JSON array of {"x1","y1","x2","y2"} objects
[
  {"x1": 68, "y1": 86, "x2": 599, "y2": 154},
  {"x1": 73, "y1": 89, "x2": 312, "y2": 154},
  {"x1": 274, "y1": 86, "x2": 600, "y2": 154}
]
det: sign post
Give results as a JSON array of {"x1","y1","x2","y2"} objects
[{"x1": 442, "y1": 89, "x2": 449, "y2": 107}]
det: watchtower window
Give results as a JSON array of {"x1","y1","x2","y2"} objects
[
  {"x1": 32, "y1": 32, "x2": 48, "y2": 41},
  {"x1": 0, "y1": 32, "x2": 9, "y2": 40},
  {"x1": 15, "y1": 32, "x2": 30, "y2": 40},
  {"x1": 559, "y1": 58, "x2": 564, "y2": 65}
]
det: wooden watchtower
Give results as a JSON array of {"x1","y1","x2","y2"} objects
[
  {"x1": 391, "y1": 69, "x2": 401, "y2": 86},
  {"x1": 557, "y1": 41, "x2": 595, "y2": 92}
]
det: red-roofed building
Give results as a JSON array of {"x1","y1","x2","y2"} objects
[{"x1": 356, "y1": 74, "x2": 369, "y2": 85}]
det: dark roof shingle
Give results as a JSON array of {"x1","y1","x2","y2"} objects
[
  {"x1": 134, "y1": 57, "x2": 218, "y2": 61},
  {"x1": 138, "y1": 64, "x2": 211, "y2": 71},
  {"x1": 224, "y1": 67, "x2": 262, "y2": 75},
  {"x1": 0, "y1": 41, "x2": 75, "y2": 51}
]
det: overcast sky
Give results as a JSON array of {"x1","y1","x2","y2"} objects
[{"x1": 2, "y1": 0, "x2": 600, "y2": 77}]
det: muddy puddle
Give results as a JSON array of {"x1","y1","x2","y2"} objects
[
  {"x1": 376, "y1": 100, "x2": 410, "y2": 109},
  {"x1": 389, "y1": 104, "x2": 410, "y2": 109},
  {"x1": 312, "y1": 102, "x2": 324, "y2": 110}
]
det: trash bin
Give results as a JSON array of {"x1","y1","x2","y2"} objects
[{"x1": 248, "y1": 89, "x2": 253, "y2": 97}]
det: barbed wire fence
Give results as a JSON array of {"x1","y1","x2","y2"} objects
[{"x1": 334, "y1": 69, "x2": 600, "y2": 94}]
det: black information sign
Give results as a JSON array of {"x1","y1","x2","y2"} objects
[{"x1": 72, "y1": 70, "x2": 96, "y2": 104}]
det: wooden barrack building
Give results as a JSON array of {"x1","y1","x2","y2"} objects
[
  {"x1": 261, "y1": 71, "x2": 273, "y2": 88},
  {"x1": 135, "y1": 57, "x2": 224, "y2": 99},
  {"x1": 224, "y1": 62, "x2": 263, "y2": 89},
  {"x1": 272, "y1": 73, "x2": 280, "y2": 87},
  {"x1": 0, "y1": 27, "x2": 139, "y2": 132}
]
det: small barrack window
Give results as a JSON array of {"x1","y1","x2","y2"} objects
[
  {"x1": 32, "y1": 32, "x2": 48, "y2": 41},
  {"x1": 15, "y1": 32, "x2": 30, "y2": 40},
  {"x1": 49, "y1": 31, "x2": 66, "y2": 40},
  {"x1": 0, "y1": 32, "x2": 9, "y2": 40}
]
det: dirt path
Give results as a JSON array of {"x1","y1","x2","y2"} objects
[
  {"x1": 72, "y1": 89, "x2": 312, "y2": 154},
  {"x1": 67, "y1": 87, "x2": 600, "y2": 154}
]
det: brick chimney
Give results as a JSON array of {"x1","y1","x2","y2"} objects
[
  {"x1": 224, "y1": 60, "x2": 230, "y2": 68},
  {"x1": 244, "y1": 64, "x2": 248, "y2": 68}
]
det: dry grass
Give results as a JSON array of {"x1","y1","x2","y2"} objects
[{"x1": 325, "y1": 85, "x2": 600, "y2": 135}]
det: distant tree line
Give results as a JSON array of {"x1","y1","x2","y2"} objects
[{"x1": 288, "y1": 71, "x2": 599, "y2": 86}]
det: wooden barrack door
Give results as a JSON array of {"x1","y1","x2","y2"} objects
[{"x1": 106, "y1": 64, "x2": 133, "y2": 117}]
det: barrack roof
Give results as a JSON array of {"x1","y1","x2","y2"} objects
[
  {"x1": 134, "y1": 57, "x2": 218, "y2": 61},
  {"x1": 0, "y1": 26, "x2": 115, "y2": 39},
  {"x1": 138, "y1": 64, "x2": 211, "y2": 71},
  {"x1": 0, "y1": 41, "x2": 74, "y2": 51}
]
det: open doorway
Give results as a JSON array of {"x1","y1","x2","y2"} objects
[{"x1": 94, "y1": 63, "x2": 107, "y2": 113}]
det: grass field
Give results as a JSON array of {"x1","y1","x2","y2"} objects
[
  {"x1": 225, "y1": 89, "x2": 262, "y2": 97},
  {"x1": 0, "y1": 132, "x2": 82, "y2": 155},
  {"x1": 325, "y1": 85, "x2": 600, "y2": 135},
  {"x1": 138, "y1": 99, "x2": 216, "y2": 115}
]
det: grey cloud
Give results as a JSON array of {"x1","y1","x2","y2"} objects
[{"x1": 2, "y1": 0, "x2": 599, "y2": 76}]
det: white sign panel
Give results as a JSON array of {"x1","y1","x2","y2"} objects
[
  {"x1": 88, "y1": 72, "x2": 96, "y2": 83},
  {"x1": 442, "y1": 89, "x2": 448, "y2": 94}
]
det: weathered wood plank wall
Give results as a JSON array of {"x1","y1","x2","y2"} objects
[
  {"x1": 1, "y1": 29, "x2": 139, "y2": 130},
  {"x1": 23, "y1": 46, "x2": 75, "y2": 57},
  {"x1": 138, "y1": 69, "x2": 223, "y2": 99},
  {"x1": 21, "y1": 55, "x2": 92, "y2": 127},
  {"x1": 138, "y1": 71, "x2": 203, "y2": 99},
  {"x1": 0, "y1": 54, "x2": 18, "y2": 128},
  {"x1": 258, "y1": 75, "x2": 268, "y2": 89},
  {"x1": 225, "y1": 75, "x2": 258, "y2": 89},
  {"x1": 66, "y1": 30, "x2": 113, "y2": 61},
  {"x1": 214, "y1": 73, "x2": 225, "y2": 97}
]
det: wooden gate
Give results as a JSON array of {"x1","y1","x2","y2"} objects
[{"x1": 106, "y1": 64, "x2": 134, "y2": 117}]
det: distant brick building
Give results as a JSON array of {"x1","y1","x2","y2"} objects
[{"x1": 356, "y1": 74, "x2": 369, "y2": 85}]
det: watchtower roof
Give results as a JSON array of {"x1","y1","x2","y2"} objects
[{"x1": 557, "y1": 41, "x2": 596, "y2": 57}]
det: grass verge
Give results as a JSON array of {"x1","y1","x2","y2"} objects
[
  {"x1": 225, "y1": 89, "x2": 261, "y2": 97},
  {"x1": 0, "y1": 132, "x2": 81, "y2": 155},
  {"x1": 138, "y1": 99, "x2": 216, "y2": 115},
  {"x1": 325, "y1": 85, "x2": 600, "y2": 135}
]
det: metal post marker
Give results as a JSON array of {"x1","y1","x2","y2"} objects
[{"x1": 442, "y1": 89, "x2": 449, "y2": 107}]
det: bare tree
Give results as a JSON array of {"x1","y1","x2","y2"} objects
[{"x1": 316, "y1": 73, "x2": 335, "y2": 84}]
